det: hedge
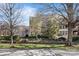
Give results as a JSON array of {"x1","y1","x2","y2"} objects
[
  {"x1": 72, "y1": 36, "x2": 79, "y2": 42},
  {"x1": 23, "y1": 35, "x2": 49, "y2": 39},
  {"x1": 0, "y1": 35, "x2": 19, "y2": 41}
]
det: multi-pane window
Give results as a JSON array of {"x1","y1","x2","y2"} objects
[
  {"x1": 59, "y1": 31, "x2": 68, "y2": 36},
  {"x1": 60, "y1": 25, "x2": 66, "y2": 29}
]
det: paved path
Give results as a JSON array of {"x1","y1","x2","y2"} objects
[{"x1": 0, "y1": 48, "x2": 79, "y2": 56}]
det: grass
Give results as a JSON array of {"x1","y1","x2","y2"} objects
[{"x1": 0, "y1": 43, "x2": 79, "y2": 51}]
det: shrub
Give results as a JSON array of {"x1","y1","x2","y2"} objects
[
  {"x1": 21, "y1": 34, "x2": 29, "y2": 39},
  {"x1": 38, "y1": 35, "x2": 49, "y2": 38},
  {"x1": 58, "y1": 37, "x2": 66, "y2": 41},
  {"x1": 13, "y1": 35, "x2": 18, "y2": 40},
  {"x1": 27, "y1": 35, "x2": 48, "y2": 38},
  {"x1": 16, "y1": 36, "x2": 20, "y2": 43},
  {"x1": 0, "y1": 35, "x2": 20, "y2": 43},
  {"x1": 72, "y1": 36, "x2": 79, "y2": 42},
  {"x1": 0, "y1": 36, "x2": 11, "y2": 40},
  {"x1": 28, "y1": 36, "x2": 36, "y2": 38},
  {"x1": 25, "y1": 34, "x2": 28, "y2": 38}
]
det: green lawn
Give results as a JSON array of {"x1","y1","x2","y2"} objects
[{"x1": 0, "y1": 43, "x2": 79, "y2": 51}]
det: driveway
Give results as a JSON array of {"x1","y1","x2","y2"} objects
[{"x1": 0, "y1": 48, "x2": 79, "y2": 56}]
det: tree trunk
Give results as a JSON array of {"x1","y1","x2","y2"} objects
[
  {"x1": 10, "y1": 29, "x2": 14, "y2": 47},
  {"x1": 11, "y1": 35, "x2": 13, "y2": 45},
  {"x1": 65, "y1": 23, "x2": 73, "y2": 46},
  {"x1": 36, "y1": 33, "x2": 38, "y2": 40}
]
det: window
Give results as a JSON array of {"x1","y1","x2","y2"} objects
[
  {"x1": 60, "y1": 25, "x2": 66, "y2": 29},
  {"x1": 59, "y1": 31, "x2": 68, "y2": 36}
]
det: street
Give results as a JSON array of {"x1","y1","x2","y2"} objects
[{"x1": 0, "y1": 48, "x2": 79, "y2": 56}]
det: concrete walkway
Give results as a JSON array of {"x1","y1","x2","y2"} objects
[{"x1": 0, "y1": 48, "x2": 79, "y2": 56}]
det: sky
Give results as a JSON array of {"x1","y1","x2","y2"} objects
[
  {"x1": 16, "y1": 3, "x2": 44, "y2": 26},
  {"x1": 18, "y1": 3, "x2": 61, "y2": 26},
  {"x1": 0, "y1": 3, "x2": 60, "y2": 26}
]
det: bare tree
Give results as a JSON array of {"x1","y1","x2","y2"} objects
[
  {"x1": 0, "y1": 3, "x2": 23, "y2": 46},
  {"x1": 40, "y1": 3, "x2": 79, "y2": 46}
]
